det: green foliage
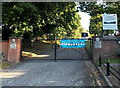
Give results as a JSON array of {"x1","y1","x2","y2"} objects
[
  {"x1": 2, "y1": 2, "x2": 83, "y2": 39},
  {"x1": 0, "y1": 2, "x2": 1, "y2": 21},
  {"x1": 89, "y1": 14, "x2": 102, "y2": 36},
  {"x1": 0, "y1": 61, "x2": 12, "y2": 69},
  {"x1": 79, "y1": 2, "x2": 120, "y2": 35},
  {"x1": 105, "y1": 2, "x2": 120, "y2": 31}
]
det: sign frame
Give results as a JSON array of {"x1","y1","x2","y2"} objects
[{"x1": 102, "y1": 14, "x2": 118, "y2": 30}]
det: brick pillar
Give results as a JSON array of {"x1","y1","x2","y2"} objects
[{"x1": 8, "y1": 38, "x2": 22, "y2": 63}]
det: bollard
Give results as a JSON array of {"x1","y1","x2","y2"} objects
[
  {"x1": 99, "y1": 55, "x2": 101, "y2": 66},
  {"x1": 88, "y1": 38, "x2": 92, "y2": 59},
  {"x1": 107, "y1": 60, "x2": 110, "y2": 76},
  {"x1": 54, "y1": 36, "x2": 57, "y2": 61}
]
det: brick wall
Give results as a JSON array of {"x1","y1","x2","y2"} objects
[
  {"x1": 92, "y1": 36, "x2": 119, "y2": 61},
  {"x1": 0, "y1": 40, "x2": 9, "y2": 60},
  {"x1": 8, "y1": 38, "x2": 22, "y2": 63},
  {"x1": 0, "y1": 38, "x2": 22, "y2": 63}
]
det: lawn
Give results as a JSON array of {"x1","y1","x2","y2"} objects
[
  {"x1": 85, "y1": 40, "x2": 120, "y2": 64},
  {"x1": 85, "y1": 40, "x2": 92, "y2": 56},
  {"x1": 22, "y1": 40, "x2": 54, "y2": 58},
  {"x1": 102, "y1": 58, "x2": 120, "y2": 64},
  {"x1": 96, "y1": 57, "x2": 120, "y2": 66},
  {"x1": 85, "y1": 41, "x2": 90, "y2": 51},
  {"x1": 0, "y1": 61, "x2": 13, "y2": 69}
]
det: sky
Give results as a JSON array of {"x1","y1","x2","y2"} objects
[
  {"x1": 79, "y1": 12, "x2": 91, "y2": 31},
  {"x1": 77, "y1": 0, "x2": 104, "y2": 31},
  {"x1": 75, "y1": 2, "x2": 91, "y2": 31}
]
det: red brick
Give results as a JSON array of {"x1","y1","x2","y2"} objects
[{"x1": 8, "y1": 38, "x2": 22, "y2": 63}]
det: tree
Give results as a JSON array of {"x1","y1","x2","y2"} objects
[
  {"x1": 79, "y1": 2, "x2": 120, "y2": 35},
  {"x1": 105, "y1": 2, "x2": 120, "y2": 31},
  {"x1": 89, "y1": 14, "x2": 102, "y2": 36},
  {"x1": 2, "y1": 2, "x2": 38, "y2": 39},
  {"x1": 2, "y1": 2, "x2": 83, "y2": 40}
]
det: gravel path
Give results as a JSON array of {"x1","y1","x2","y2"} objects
[{"x1": 1, "y1": 48, "x2": 107, "y2": 86}]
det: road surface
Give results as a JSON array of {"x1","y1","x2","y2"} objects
[{"x1": 1, "y1": 48, "x2": 108, "y2": 86}]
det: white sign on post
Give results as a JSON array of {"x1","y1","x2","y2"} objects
[
  {"x1": 94, "y1": 38, "x2": 101, "y2": 48},
  {"x1": 96, "y1": 38, "x2": 100, "y2": 41},
  {"x1": 10, "y1": 43, "x2": 16, "y2": 49},
  {"x1": 94, "y1": 41, "x2": 101, "y2": 48},
  {"x1": 102, "y1": 14, "x2": 118, "y2": 30},
  {"x1": 10, "y1": 39, "x2": 16, "y2": 49}
]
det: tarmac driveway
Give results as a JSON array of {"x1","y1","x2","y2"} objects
[{"x1": 1, "y1": 48, "x2": 107, "y2": 86}]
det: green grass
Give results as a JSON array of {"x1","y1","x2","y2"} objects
[
  {"x1": 85, "y1": 40, "x2": 91, "y2": 55},
  {"x1": 96, "y1": 58, "x2": 120, "y2": 66},
  {"x1": 85, "y1": 41, "x2": 120, "y2": 65},
  {"x1": 0, "y1": 61, "x2": 12, "y2": 69},
  {"x1": 104, "y1": 58, "x2": 120, "y2": 64},
  {"x1": 86, "y1": 41, "x2": 90, "y2": 51}
]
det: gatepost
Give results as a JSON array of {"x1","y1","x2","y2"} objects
[
  {"x1": 8, "y1": 38, "x2": 22, "y2": 63},
  {"x1": 92, "y1": 36, "x2": 102, "y2": 62}
]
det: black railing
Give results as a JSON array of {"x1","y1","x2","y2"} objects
[{"x1": 99, "y1": 55, "x2": 120, "y2": 81}]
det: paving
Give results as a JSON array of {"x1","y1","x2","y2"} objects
[
  {"x1": 100, "y1": 63, "x2": 120, "y2": 87},
  {"x1": 1, "y1": 48, "x2": 108, "y2": 86}
]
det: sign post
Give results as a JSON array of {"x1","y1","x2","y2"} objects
[
  {"x1": 54, "y1": 35, "x2": 57, "y2": 61},
  {"x1": 10, "y1": 39, "x2": 16, "y2": 49},
  {"x1": 81, "y1": 32, "x2": 88, "y2": 39},
  {"x1": 102, "y1": 14, "x2": 118, "y2": 30},
  {"x1": 94, "y1": 38, "x2": 101, "y2": 48},
  {"x1": 102, "y1": 14, "x2": 118, "y2": 35}
]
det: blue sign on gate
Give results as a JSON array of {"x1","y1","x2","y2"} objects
[{"x1": 60, "y1": 39, "x2": 86, "y2": 48}]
